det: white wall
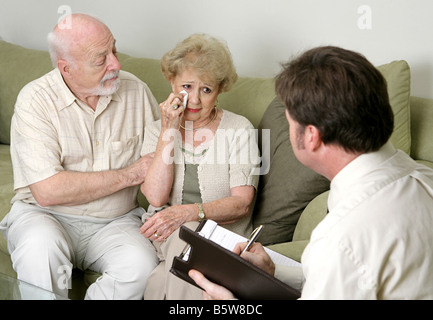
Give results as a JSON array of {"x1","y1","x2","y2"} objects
[{"x1": 1, "y1": 0, "x2": 432, "y2": 99}]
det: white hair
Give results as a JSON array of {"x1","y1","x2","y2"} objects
[
  {"x1": 47, "y1": 30, "x2": 75, "y2": 68},
  {"x1": 47, "y1": 13, "x2": 107, "y2": 68}
]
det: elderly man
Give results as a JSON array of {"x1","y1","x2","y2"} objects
[
  {"x1": 0, "y1": 14, "x2": 160, "y2": 299},
  {"x1": 190, "y1": 46, "x2": 433, "y2": 299}
]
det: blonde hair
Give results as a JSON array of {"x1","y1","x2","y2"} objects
[{"x1": 161, "y1": 34, "x2": 238, "y2": 92}]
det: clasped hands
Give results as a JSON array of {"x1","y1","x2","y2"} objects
[{"x1": 139, "y1": 204, "x2": 188, "y2": 242}]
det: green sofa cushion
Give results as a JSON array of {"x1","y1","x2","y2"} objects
[
  {"x1": 218, "y1": 77, "x2": 275, "y2": 128},
  {"x1": 410, "y1": 96, "x2": 433, "y2": 164},
  {"x1": 377, "y1": 60, "x2": 411, "y2": 155},
  {"x1": 252, "y1": 60, "x2": 412, "y2": 246},
  {"x1": 267, "y1": 191, "x2": 329, "y2": 262},
  {"x1": 0, "y1": 40, "x2": 53, "y2": 144},
  {"x1": 292, "y1": 190, "x2": 329, "y2": 241},
  {"x1": 0, "y1": 145, "x2": 14, "y2": 255},
  {"x1": 116, "y1": 52, "x2": 172, "y2": 104}
]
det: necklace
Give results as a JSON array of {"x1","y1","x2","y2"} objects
[
  {"x1": 180, "y1": 146, "x2": 209, "y2": 157},
  {"x1": 180, "y1": 107, "x2": 218, "y2": 131}
]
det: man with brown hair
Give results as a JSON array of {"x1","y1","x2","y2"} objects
[{"x1": 190, "y1": 46, "x2": 433, "y2": 299}]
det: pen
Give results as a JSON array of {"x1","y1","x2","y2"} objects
[{"x1": 241, "y1": 225, "x2": 263, "y2": 255}]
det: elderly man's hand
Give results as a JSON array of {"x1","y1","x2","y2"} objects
[{"x1": 122, "y1": 152, "x2": 154, "y2": 186}]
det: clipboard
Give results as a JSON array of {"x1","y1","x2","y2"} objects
[{"x1": 170, "y1": 223, "x2": 301, "y2": 300}]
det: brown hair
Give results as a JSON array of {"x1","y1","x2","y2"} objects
[{"x1": 276, "y1": 46, "x2": 394, "y2": 153}]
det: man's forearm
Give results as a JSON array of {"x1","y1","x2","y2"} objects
[
  {"x1": 29, "y1": 170, "x2": 129, "y2": 207},
  {"x1": 29, "y1": 155, "x2": 151, "y2": 207}
]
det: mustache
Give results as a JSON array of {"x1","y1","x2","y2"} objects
[{"x1": 101, "y1": 71, "x2": 120, "y2": 83}]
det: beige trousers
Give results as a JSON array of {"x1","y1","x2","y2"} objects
[
  {"x1": 143, "y1": 221, "x2": 203, "y2": 300},
  {"x1": 1, "y1": 201, "x2": 158, "y2": 299}
]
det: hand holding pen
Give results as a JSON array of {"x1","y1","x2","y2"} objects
[
  {"x1": 241, "y1": 225, "x2": 263, "y2": 254},
  {"x1": 233, "y1": 225, "x2": 276, "y2": 276}
]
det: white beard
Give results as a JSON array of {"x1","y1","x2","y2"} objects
[{"x1": 91, "y1": 70, "x2": 120, "y2": 96}]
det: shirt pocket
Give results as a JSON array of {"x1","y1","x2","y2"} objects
[{"x1": 110, "y1": 134, "x2": 140, "y2": 170}]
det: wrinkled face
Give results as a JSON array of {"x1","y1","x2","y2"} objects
[
  {"x1": 171, "y1": 68, "x2": 220, "y2": 127},
  {"x1": 67, "y1": 29, "x2": 121, "y2": 96}
]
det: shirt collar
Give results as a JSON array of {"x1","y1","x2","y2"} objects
[
  {"x1": 328, "y1": 141, "x2": 397, "y2": 210},
  {"x1": 53, "y1": 68, "x2": 76, "y2": 110},
  {"x1": 110, "y1": 90, "x2": 121, "y2": 102}
]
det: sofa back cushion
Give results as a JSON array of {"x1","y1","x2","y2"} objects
[
  {"x1": 0, "y1": 40, "x2": 53, "y2": 144},
  {"x1": 116, "y1": 53, "x2": 172, "y2": 104},
  {"x1": 218, "y1": 78, "x2": 275, "y2": 128},
  {"x1": 377, "y1": 60, "x2": 411, "y2": 155},
  {"x1": 410, "y1": 96, "x2": 433, "y2": 165}
]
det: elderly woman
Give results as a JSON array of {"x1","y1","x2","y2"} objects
[{"x1": 139, "y1": 33, "x2": 260, "y2": 299}]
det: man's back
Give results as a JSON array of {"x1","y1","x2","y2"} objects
[{"x1": 301, "y1": 142, "x2": 433, "y2": 299}]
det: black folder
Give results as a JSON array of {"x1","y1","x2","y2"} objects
[{"x1": 170, "y1": 223, "x2": 301, "y2": 300}]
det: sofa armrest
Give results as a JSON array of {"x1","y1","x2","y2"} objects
[{"x1": 292, "y1": 190, "x2": 329, "y2": 242}]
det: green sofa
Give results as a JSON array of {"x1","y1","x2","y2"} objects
[{"x1": 1, "y1": 39, "x2": 433, "y2": 299}]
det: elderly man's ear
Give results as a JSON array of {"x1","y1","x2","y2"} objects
[{"x1": 57, "y1": 59, "x2": 73, "y2": 79}]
